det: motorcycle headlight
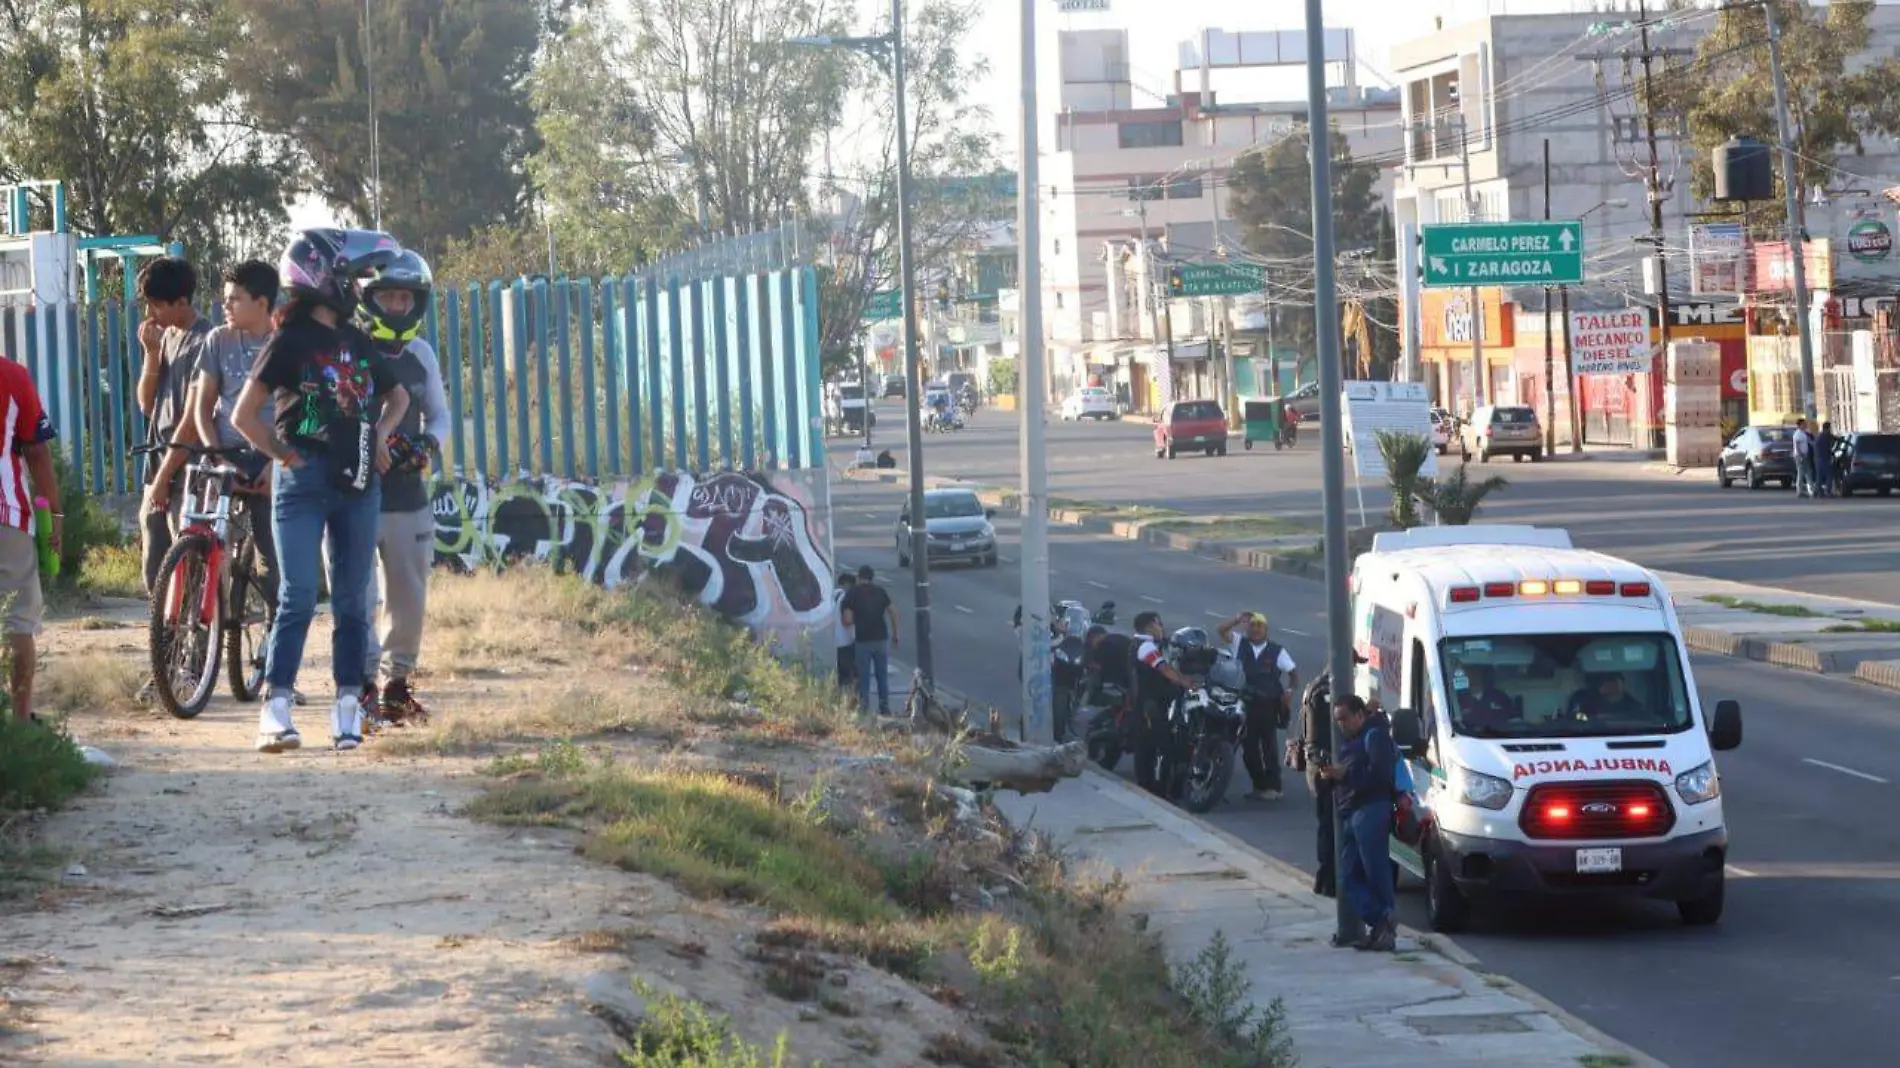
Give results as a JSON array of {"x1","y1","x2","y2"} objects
[
  {"x1": 1455, "y1": 765, "x2": 1513, "y2": 811},
  {"x1": 1675, "y1": 761, "x2": 1721, "y2": 805}
]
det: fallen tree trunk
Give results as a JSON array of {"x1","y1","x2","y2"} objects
[{"x1": 941, "y1": 738, "x2": 1087, "y2": 795}]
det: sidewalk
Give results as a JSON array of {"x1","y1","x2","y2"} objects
[{"x1": 990, "y1": 771, "x2": 1664, "y2": 1068}]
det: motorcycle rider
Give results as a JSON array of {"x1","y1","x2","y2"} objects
[
  {"x1": 353, "y1": 249, "x2": 449, "y2": 726},
  {"x1": 1131, "y1": 611, "x2": 1193, "y2": 798},
  {"x1": 1216, "y1": 611, "x2": 1298, "y2": 802},
  {"x1": 1083, "y1": 623, "x2": 1133, "y2": 701}
]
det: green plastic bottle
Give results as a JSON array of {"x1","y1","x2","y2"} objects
[{"x1": 33, "y1": 497, "x2": 57, "y2": 581}]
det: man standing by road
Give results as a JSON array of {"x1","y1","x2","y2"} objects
[
  {"x1": 1131, "y1": 611, "x2": 1192, "y2": 798},
  {"x1": 1318, "y1": 693, "x2": 1398, "y2": 951},
  {"x1": 1793, "y1": 417, "x2": 1818, "y2": 499},
  {"x1": 1217, "y1": 611, "x2": 1297, "y2": 801},
  {"x1": 840, "y1": 564, "x2": 898, "y2": 716}
]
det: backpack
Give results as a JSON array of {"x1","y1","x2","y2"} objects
[{"x1": 1391, "y1": 740, "x2": 1422, "y2": 846}]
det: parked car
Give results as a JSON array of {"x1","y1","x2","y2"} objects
[
  {"x1": 1282, "y1": 381, "x2": 1322, "y2": 421},
  {"x1": 896, "y1": 488, "x2": 998, "y2": 568},
  {"x1": 1460, "y1": 404, "x2": 1543, "y2": 462},
  {"x1": 1061, "y1": 386, "x2": 1118, "y2": 421},
  {"x1": 1154, "y1": 399, "x2": 1228, "y2": 459},
  {"x1": 1715, "y1": 425, "x2": 1796, "y2": 490},
  {"x1": 883, "y1": 373, "x2": 906, "y2": 397},
  {"x1": 1828, "y1": 431, "x2": 1900, "y2": 496},
  {"x1": 1430, "y1": 407, "x2": 1452, "y2": 454}
]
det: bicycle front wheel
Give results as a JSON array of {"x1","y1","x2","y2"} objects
[
  {"x1": 150, "y1": 533, "x2": 223, "y2": 719},
  {"x1": 226, "y1": 561, "x2": 274, "y2": 702}
]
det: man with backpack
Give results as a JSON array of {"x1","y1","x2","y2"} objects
[
  {"x1": 1317, "y1": 693, "x2": 1399, "y2": 952},
  {"x1": 1217, "y1": 611, "x2": 1298, "y2": 801}
]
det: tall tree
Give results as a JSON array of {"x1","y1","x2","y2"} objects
[
  {"x1": 1666, "y1": 0, "x2": 1900, "y2": 225},
  {"x1": 229, "y1": 0, "x2": 547, "y2": 252},
  {"x1": 1226, "y1": 124, "x2": 1385, "y2": 380},
  {"x1": 0, "y1": 0, "x2": 287, "y2": 266}
]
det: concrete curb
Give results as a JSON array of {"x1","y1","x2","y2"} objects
[
  {"x1": 1075, "y1": 765, "x2": 1672, "y2": 1068},
  {"x1": 1680, "y1": 626, "x2": 1833, "y2": 674}
]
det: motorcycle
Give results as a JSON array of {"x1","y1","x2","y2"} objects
[
  {"x1": 1276, "y1": 411, "x2": 1299, "y2": 450},
  {"x1": 958, "y1": 392, "x2": 978, "y2": 417},
  {"x1": 1164, "y1": 636, "x2": 1247, "y2": 813},
  {"x1": 1082, "y1": 679, "x2": 1135, "y2": 771},
  {"x1": 925, "y1": 408, "x2": 953, "y2": 433}
]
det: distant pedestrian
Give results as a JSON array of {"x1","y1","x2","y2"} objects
[
  {"x1": 833, "y1": 571, "x2": 857, "y2": 690},
  {"x1": 1815, "y1": 420, "x2": 1837, "y2": 498},
  {"x1": 1792, "y1": 417, "x2": 1818, "y2": 498},
  {"x1": 840, "y1": 564, "x2": 898, "y2": 716},
  {"x1": 1318, "y1": 693, "x2": 1398, "y2": 951}
]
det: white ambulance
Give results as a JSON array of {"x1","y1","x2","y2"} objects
[{"x1": 1350, "y1": 526, "x2": 1742, "y2": 932}]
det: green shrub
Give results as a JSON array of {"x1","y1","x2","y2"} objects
[
  {"x1": 0, "y1": 716, "x2": 97, "y2": 814},
  {"x1": 52, "y1": 448, "x2": 130, "y2": 590}
]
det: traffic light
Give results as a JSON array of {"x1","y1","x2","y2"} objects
[{"x1": 1166, "y1": 265, "x2": 1185, "y2": 296}]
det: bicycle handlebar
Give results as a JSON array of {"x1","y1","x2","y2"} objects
[{"x1": 131, "y1": 442, "x2": 260, "y2": 461}]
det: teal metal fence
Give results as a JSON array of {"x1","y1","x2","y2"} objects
[{"x1": 0, "y1": 267, "x2": 826, "y2": 495}]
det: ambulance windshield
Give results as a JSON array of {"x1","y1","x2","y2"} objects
[{"x1": 1439, "y1": 633, "x2": 1693, "y2": 738}]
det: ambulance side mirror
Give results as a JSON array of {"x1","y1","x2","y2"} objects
[
  {"x1": 1390, "y1": 708, "x2": 1426, "y2": 756},
  {"x1": 1709, "y1": 699, "x2": 1742, "y2": 752}
]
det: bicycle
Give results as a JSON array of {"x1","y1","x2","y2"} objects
[{"x1": 134, "y1": 443, "x2": 276, "y2": 719}]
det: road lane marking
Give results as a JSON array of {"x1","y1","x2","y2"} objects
[
  {"x1": 1802, "y1": 757, "x2": 1889, "y2": 784},
  {"x1": 1087, "y1": 580, "x2": 1110, "y2": 590},
  {"x1": 953, "y1": 605, "x2": 973, "y2": 614},
  {"x1": 1280, "y1": 627, "x2": 1310, "y2": 636},
  {"x1": 1140, "y1": 595, "x2": 1164, "y2": 604},
  {"x1": 1725, "y1": 864, "x2": 1758, "y2": 878},
  {"x1": 1206, "y1": 610, "x2": 1226, "y2": 619}
]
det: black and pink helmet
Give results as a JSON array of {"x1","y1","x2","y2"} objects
[{"x1": 279, "y1": 228, "x2": 401, "y2": 319}]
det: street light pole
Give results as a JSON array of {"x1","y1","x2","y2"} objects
[
  {"x1": 1017, "y1": 0, "x2": 1052, "y2": 742},
  {"x1": 1305, "y1": 0, "x2": 1359, "y2": 947},
  {"x1": 890, "y1": 0, "x2": 933, "y2": 682},
  {"x1": 1764, "y1": 0, "x2": 1817, "y2": 418}
]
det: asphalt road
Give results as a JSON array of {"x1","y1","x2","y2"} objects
[
  {"x1": 827, "y1": 399, "x2": 1900, "y2": 1068},
  {"x1": 876, "y1": 404, "x2": 1900, "y2": 605}
]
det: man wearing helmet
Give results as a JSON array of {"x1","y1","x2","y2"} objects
[
  {"x1": 351, "y1": 250, "x2": 450, "y2": 726},
  {"x1": 1216, "y1": 610, "x2": 1298, "y2": 802}
]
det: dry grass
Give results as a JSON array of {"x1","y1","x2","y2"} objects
[
  {"x1": 429, "y1": 565, "x2": 1291, "y2": 1068},
  {"x1": 36, "y1": 652, "x2": 146, "y2": 718}
]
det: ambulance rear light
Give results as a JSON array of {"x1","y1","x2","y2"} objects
[
  {"x1": 1553, "y1": 579, "x2": 1583, "y2": 595},
  {"x1": 1620, "y1": 582, "x2": 1652, "y2": 597},
  {"x1": 1482, "y1": 582, "x2": 1515, "y2": 598},
  {"x1": 1449, "y1": 586, "x2": 1481, "y2": 603},
  {"x1": 1585, "y1": 580, "x2": 1616, "y2": 595},
  {"x1": 1520, "y1": 580, "x2": 1550, "y2": 596}
]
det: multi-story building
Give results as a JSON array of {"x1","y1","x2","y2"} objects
[
  {"x1": 1390, "y1": 7, "x2": 1900, "y2": 442},
  {"x1": 1036, "y1": 26, "x2": 1402, "y2": 405}
]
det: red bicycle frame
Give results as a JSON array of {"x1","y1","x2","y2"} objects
[{"x1": 164, "y1": 521, "x2": 225, "y2": 628}]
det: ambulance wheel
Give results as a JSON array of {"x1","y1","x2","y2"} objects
[
  {"x1": 1425, "y1": 842, "x2": 1471, "y2": 933},
  {"x1": 1678, "y1": 877, "x2": 1725, "y2": 927}
]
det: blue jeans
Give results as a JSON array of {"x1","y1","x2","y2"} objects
[
  {"x1": 854, "y1": 640, "x2": 890, "y2": 714},
  {"x1": 1339, "y1": 801, "x2": 1396, "y2": 929},
  {"x1": 1796, "y1": 455, "x2": 1818, "y2": 497},
  {"x1": 265, "y1": 450, "x2": 381, "y2": 696}
]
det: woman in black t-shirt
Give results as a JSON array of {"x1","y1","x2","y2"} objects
[{"x1": 233, "y1": 228, "x2": 410, "y2": 754}]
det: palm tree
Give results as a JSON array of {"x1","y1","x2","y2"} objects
[
  {"x1": 1374, "y1": 429, "x2": 1433, "y2": 530},
  {"x1": 1419, "y1": 461, "x2": 1509, "y2": 526}
]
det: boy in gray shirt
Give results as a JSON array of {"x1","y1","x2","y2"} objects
[{"x1": 195, "y1": 261, "x2": 281, "y2": 602}]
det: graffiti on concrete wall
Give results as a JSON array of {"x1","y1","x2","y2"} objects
[{"x1": 429, "y1": 469, "x2": 834, "y2": 647}]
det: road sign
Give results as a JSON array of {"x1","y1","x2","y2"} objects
[
  {"x1": 1167, "y1": 262, "x2": 1265, "y2": 298},
  {"x1": 1420, "y1": 221, "x2": 1584, "y2": 287},
  {"x1": 862, "y1": 289, "x2": 902, "y2": 322}
]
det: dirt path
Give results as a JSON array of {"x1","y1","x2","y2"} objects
[{"x1": 0, "y1": 608, "x2": 652, "y2": 1065}]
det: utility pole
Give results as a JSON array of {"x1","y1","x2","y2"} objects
[
  {"x1": 1017, "y1": 0, "x2": 1053, "y2": 742},
  {"x1": 365, "y1": 0, "x2": 382, "y2": 231},
  {"x1": 1543, "y1": 139, "x2": 1557, "y2": 454},
  {"x1": 1764, "y1": 0, "x2": 1817, "y2": 418},
  {"x1": 1637, "y1": 0, "x2": 1672, "y2": 448},
  {"x1": 888, "y1": 0, "x2": 934, "y2": 683},
  {"x1": 1304, "y1": 0, "x2": 1358, "y2": 949},
  {"x1": 1561, "y1": 283, "x2": 1582, "y2": 451},
  {"x1": 1457, "y1": 114, "x2": 1485, "y2": 412}
]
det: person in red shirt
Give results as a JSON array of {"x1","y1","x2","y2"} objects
[{"x1": 0, "y1": 359, "x2": 60, "y2": 722}]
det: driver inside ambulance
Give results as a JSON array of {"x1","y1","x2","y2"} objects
[{"x1": 1458, "y1": 665, "x2": 1518, "y2": 733}]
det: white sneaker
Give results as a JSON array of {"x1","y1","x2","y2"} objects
[
  {"x1": 330, "y1": 694, "x2": 364, "y2": 751},
  {"x1": 255, "y1": 696, "x2": 302, "y2": 753}
]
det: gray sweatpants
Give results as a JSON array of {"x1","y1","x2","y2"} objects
[{"x1": 366, "y1": 508, "x2": 434, "y2": 682}]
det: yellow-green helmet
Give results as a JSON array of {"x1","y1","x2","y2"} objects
[{"x1": 361, "y1": 249, "x2": 433, "y2": 343}]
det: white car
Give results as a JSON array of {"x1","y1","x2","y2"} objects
[{"x1": 1061, "y1": 386, "x2": 1118, "y2": 421}]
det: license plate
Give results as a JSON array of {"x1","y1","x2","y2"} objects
[
  {"x1": 949, "y1": 541, "x2": 966, "y2": 551},
  {"x1": 1576, "y1": 847, "x2": 1622, "y2": 874},
  {"x1": 1881, "y1": 474, "x2": 1896, "y2": 481}
]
